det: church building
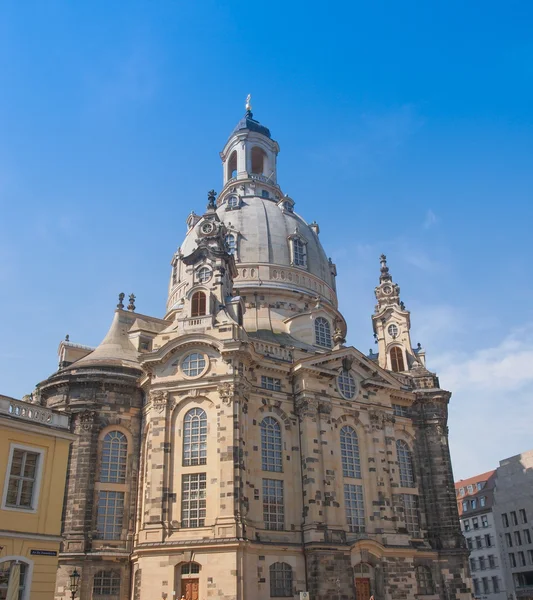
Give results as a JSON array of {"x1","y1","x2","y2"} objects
[{"x1": 33, "y1": 100, "x2": 471, "y2": 600}]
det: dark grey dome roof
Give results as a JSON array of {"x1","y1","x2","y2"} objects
[{"x1": 231, "y1": 111, "x2": 271, "y2": 139}]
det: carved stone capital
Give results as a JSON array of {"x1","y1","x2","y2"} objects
[
  {"x1": 218, "y1": 382, "x2": 234, "y2": 405},
  {"x1": 150, "y1": 389, "x2": 169, "y2": 413},
  {"x1": 318, "y1": 398, "x2": 332, "y2": 415},
  {"x1": 295, "y1": 394, "x2": 318, "y2": 417},
  {"x1": 77, "y1": 410, "x2": 97, "y2": 432}
]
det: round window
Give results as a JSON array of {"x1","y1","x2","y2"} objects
[
  {"x1": 197, "y1": 267, "x2": 212, "y2": 283},
  {"x1": 182, "y1": 352, "x2": 207, "y2": 377},
  {"x1": 337, "y1": 370, "x2": 357, "y2": 399},
  {"x1": 388, "y1": 323, "x2": 399, "y2": 338}
]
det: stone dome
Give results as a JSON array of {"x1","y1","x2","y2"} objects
[{"x1": 179, "y1": 195, "x2": 337, "y2": 303}]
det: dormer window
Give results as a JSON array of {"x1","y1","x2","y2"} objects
[
  {"x1": 292, "y1": 238, "x2": 306, "y2": 267},
  {"x1": 261, "y1": 190, "x2": 270, "y2": 199},
  {"x1": 225, "y1": 234, "x2": 236, "y2": 255},
  {"x1": 227, "y1": 195, "x2": 239, "y2": 209}
]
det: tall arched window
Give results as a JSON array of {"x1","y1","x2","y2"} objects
[
  {"x1": 261, "y1": 417, "x2": 282, "y2": 472},
  {"x1": 93, "y1": 570, "x2": 121, "y2": 597},
  {"x1": 390, "y1": 347, "x2": 405, "y2": 372},
  {"x1": 227, "y1": 150, "x2": 237, "y2": 180},
  {"x1": 396, "y1": 440, "x2": 415, "y2": 487},
  {"x1": 100, "y1": 431, "x2": 128, "y2": 483},
  {"x1": 269, "y1": 562, "x2": 293, "y2": 597},
  {"x1": 292, "y1": 238, "x2": 306, "y2": 267},
  {"x1": 251, "y1": 146, "x2": 266, "y2": 175},
  {"x1": 225, "y1": 233, "x2": 236, "y2": 255},
  {"x1": 191, "y1": 291, "x2": 207, "y2": 317},
  {"x1": 416, "y1": 566, "x2": 434, "y2": 595},
  {"x1": 340, "y1": 426, "x2": 361, "y2": 479},
  {"x1": 183, "y1": 408, "x2": 207, "y2": 466},
  {"x1": 0, "y1": 559, "x2": 28, "y2": 600},
  {"x1": 315, "y1": 317, "x2": 332, "y2": 348}
]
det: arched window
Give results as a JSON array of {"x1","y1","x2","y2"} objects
[
  {"x1": 181, "y1": 562, "x2": 201, "y2": 575},
  {"x1": 340, "y1": 426, "x2": 361, "y2": 479},
  {"x1": 227, "y1": 195, "x2": 239, "y2": 208},
  {"x1": 183, "y1": 408, "x2": 207, "y2": 466},
  {"x1": 251, "y1": 146, "x2": 266, "y2": 175},
  {"x1": 315, "y1": 317, "x2": 332, "y2": 348},
  {"x1": 269, "y1": 562, "x2": 293, "y2": 597},
  {"x1": 292, "y1": 238, "x2": 306, "y2": 267},
  {"x1": 100, "y1": 431, "x2": 128, "y2": 483},
  {"x1": 191, "y1": 291, "x2": 207, "y2": 317},
  {"x1": 416, "y1": 566, "x2": 434, "y2": 595},
  {"x1": 93, "y1": 570, "x2": 121, "y2": 597},
  {"x1": 227, "y1": 151, "x2": 237, "y2": 180},
  {"x1": 225, "y1": 234, "x2": 236, "y2": 255},
  {"x1": 0, "y1": 559, "x2": 29, "y2": 600},
  {"x1": 396, "y1": 440, "x2": 415, "y2": 487},
  {"x1": 261, "y1": 417, "x2": 282, "y2": 472},
  {"x1": 390, "y1": 347, "x2": 405, "y2": 372}
]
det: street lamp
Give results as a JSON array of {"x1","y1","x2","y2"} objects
[{"x1": 69, "y1": 569, "x2": 80, "y2": 600}]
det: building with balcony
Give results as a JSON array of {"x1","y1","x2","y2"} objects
[
  {"x1": 0, "y1": 394, "x2": 75, "y2": 600},
  {"x1": 28, "y1": 101, "x2": 472, "y2": 600}
]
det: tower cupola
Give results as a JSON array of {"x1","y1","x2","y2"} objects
[
  {"x1": 219, "y1": 95, "x2": 280, "y2": 192},
  {"x1": 372, "y1": 255, "x2": 422, "y2": 373}
]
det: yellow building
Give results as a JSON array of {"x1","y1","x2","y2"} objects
[{"x1": 0, "y1": 394, "x2": 75, "y2": 600}]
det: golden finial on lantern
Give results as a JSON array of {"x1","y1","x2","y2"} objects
[{"x1": 245, "y1": 94, "x2": 252, "y2": 113}]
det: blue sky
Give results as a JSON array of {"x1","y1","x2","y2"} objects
[{"x1": 0, "y1": 1, "x2": 532, "y2": 479}]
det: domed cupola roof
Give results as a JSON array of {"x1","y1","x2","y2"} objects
[{"x1": 231, "y1": 110, "x2": 271, "y2": 139}]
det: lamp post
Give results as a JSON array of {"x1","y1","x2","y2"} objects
[{"x1": 69, "y1": 568, "x2": 80, "y2": 600}]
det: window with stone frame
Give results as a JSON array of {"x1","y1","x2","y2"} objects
[
  {"x1": 292, "y1": 238, "x2": 306, "y2": 267},
  {"x1": 261, "y1": 376, "x2": 281, "y2": 391},
  {"x1": 4, "y1": 447, "x2": 41, "y2": 510},
  {"x1": 100, "y1": 431, "x2": 128, "y2": 483},
  {"x1": 340, "y1": 426, "x2": 361, "y2": 479},
  {"x1": 225, "y1": 233, "x2": 236, "y2": 255},
  {"x1": 93, "y1": 570, "x2": 121, "y2": 598},
  {"x1": 344, "y1": 483, "x2": 365, "y2": 532},
  {"x1": 261, "y1": 417, "x2": 283, "y2": 472},
  {"x1": 263, "y1": 479, "x2": 284, "y2": 530},
  {"x1": 96, "y1": 491, "x2": 124, "y2": 539},
  {"x1": 396, "y1": 439, "x2": 415, "y2": 487},
  {"x1": 416, "y1": 566, "x2": 434, "y2": 595},
  {"x1": 314, "y1": 317, "x2": 332, "y2": 348},
  {"x1": 191, "y1": 291, "x2": 207, "y2": 317},
  {"x1": 401, "y1": 494, "x2": 421, "y2": 537},
  {"x1": 269, "y1": 562, "x2": 293, "y2": 597},
  {"x1": 183, "y1": 408, "x2": 207, "y2": 466},
  {"x1": 181, "y1": 473, "x2": 207, "y2": 528},
  {"x1": 389, "y1": 346, "x2": 405, "y2": 372}
]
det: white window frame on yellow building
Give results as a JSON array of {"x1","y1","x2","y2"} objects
[{"x1": 1, "y1": 443, "x2": 45, "y2": 514}]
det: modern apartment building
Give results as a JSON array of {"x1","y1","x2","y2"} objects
[
  {"x1": 493, "y1": 451, "x2": 533, "y2": 600},
  {"x1": 456, "y1": 471, "x2": 506, "y2": 600}
]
